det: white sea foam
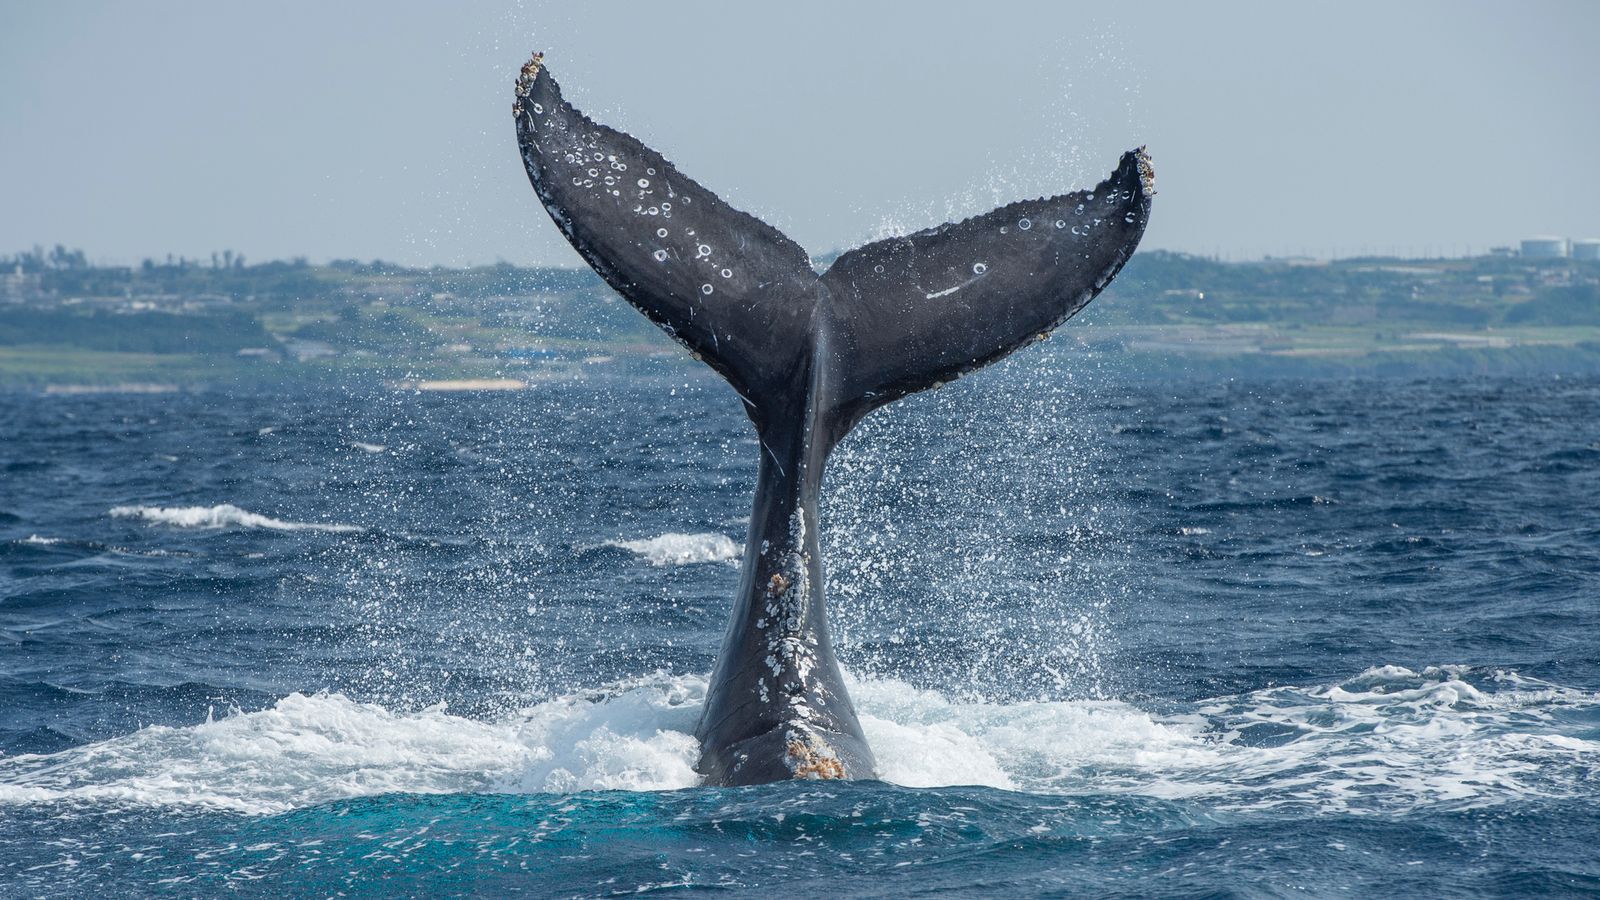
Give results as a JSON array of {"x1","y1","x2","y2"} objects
[
  {"x1": 21, "y1": 535, "x2": 61, "y2": 545},
  {"x1": 349, "y1": 441, "x2": 387, "y2": 453},
  {"x1": 0, "y1": 677, "x2": 703, "y2": 815},
  {"x1": 607, "y1": 532, "x2": 740, "y2": 566},
  {"x1": 0, "y1": 667, "x2": 1591, "y2": 816},
  {"x1": 109, "y1": 504, "x2": 362, "y2": 534}
]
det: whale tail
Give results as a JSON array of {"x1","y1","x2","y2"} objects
[
  {"x1": 514, "y1": 54, "x2": 1152, "y2": 785},
  {"x1": 514, "y1": 53, "x2": 1152, "y2": 441}
]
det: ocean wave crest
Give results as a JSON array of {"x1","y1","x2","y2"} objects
[
  {"x1": 0, "y1": 677, "x2": 704, "y2": 815},
  {"x1": 0, "y1": 666, "x2": 1592, "y2": 817},
  {"x1": 109, "y1": 504, "x2": 362, "y2": 533},
  {"x1": 606, "y1": 532, "x2": 739, "y2": 566}
]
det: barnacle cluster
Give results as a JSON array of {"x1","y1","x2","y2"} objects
[{"x1": 1136, "y1": 145, "x2": 1157, "y2": 196}]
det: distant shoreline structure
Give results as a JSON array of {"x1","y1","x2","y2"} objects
[
  {"x1": 6, "y1": 238, "x2": 1600, "y2": 275},
  {"x1": 3, "y1": 246, "x2": 1598, "y2": 389}
]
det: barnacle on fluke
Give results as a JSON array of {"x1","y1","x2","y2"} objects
[
  {"x1": 1136, "y1": 145, "x2": 1157, "y2": 195},
  {"x1": 512, "y1": 51, "x2": 1151, "y2": 785}
]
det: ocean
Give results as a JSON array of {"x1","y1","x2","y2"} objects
[{"x1": 2, "y1": 354, "x2": 1597, "y2": 897}]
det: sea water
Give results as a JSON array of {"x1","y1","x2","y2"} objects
[{"x1": 1, "y1": 357, "x2": 1597, "y2": 896}]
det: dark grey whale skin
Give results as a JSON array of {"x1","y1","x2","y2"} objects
[{"x1": 513, "y1": 53, "x2": 1152, "y2": 786}]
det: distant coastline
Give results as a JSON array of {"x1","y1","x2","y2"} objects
[{"x1": 3, "y1": 248, "x2": 1599, "y2": 389}]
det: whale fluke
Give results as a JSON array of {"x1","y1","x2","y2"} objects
[
  {"x1": 514, "y1": 53, "x2": 1152, "y2": 786},
  {"x1": 512, "y1": 53, "x2": 820, "y2": 426},
  {"x1": 823, "y1": 149, "x2": 1153, "y2": 432}
]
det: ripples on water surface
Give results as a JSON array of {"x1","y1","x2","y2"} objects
[{"x1": 1, "y1": 361, "x2": 1597, "y2": 896}]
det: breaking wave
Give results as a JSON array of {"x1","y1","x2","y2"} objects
[
  {"x1": 109, "y1": 504, "x2": 362, "y2": 534},
  {"x1": 606, "y1": 532, "x2": 740, "y2": 566}
]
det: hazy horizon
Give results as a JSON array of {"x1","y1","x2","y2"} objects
[{"x1": 4, "y1": 1, "x2": 1598, "y2": 268}]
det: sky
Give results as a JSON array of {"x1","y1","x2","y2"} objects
[{"x1": 2, "y1": 1, "x2": 1597, "y2": 268}]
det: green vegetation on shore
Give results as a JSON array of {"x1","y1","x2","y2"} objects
[{"x1": 3, "y1": 245, "x2": 1598, "y2": 389}]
